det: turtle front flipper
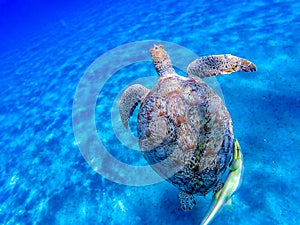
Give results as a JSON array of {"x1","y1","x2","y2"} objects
[
  {"x1": 187, "y1": 54, "x2": 257, "y2": 79},
  {"x1": 179, "y1": 190, "x2": 196, "y2": 211},
  {"x1": 119, "y1": 84, "x2": 150, "y2": 128}
]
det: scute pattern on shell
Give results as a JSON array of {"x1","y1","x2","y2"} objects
[{"x1": 138, "y1": 75, "x2": 234, "y2": 195}]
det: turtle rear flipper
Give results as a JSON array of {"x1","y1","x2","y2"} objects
[
  {"x1": 187, "y1": 54, "x2": 257, "y2": 79},
  {"x1": 213, "y1": 180, "x2": 224, "y2": 195},
  {"x1": 179, "y1": 190, "x2": 196, "y2": 211},
  {"x1": 200, "y1": 140, "x2": 243, "y2": 225},
  {"x1": 119, "y1": 84, "x2": 150, "y2": 128}
]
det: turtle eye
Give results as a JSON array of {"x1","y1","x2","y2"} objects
[{"x1": 153, "y1": 44, "x2": 159, "y2": 50}]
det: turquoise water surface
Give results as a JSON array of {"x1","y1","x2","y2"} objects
[{"x1": 1, "y1": 0, "x2": 299, "y2": 224}]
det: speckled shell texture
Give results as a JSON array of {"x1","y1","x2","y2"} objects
[{"x1": 138, "y1": 75, "x2": 234, "y2": 195}]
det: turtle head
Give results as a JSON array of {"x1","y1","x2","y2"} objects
[{"x1": 150, "y1": 44, "x2": 175, "y2": 77}]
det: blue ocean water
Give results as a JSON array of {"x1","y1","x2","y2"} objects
[{"x1": 1, "y1": 0, "x2": 300, "y2": 224}]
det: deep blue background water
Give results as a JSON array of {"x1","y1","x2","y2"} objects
[{"x1": 1, "y1": 0, "x2": 300, "y2": 224}]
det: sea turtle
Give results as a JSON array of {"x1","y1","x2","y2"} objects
[{"x1": 119, "y1": 44, "x2": 256, "y2": 211}]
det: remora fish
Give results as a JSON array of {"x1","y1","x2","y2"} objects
[{"x1": 200, "y1": 139, "x2": 243, "y2": 225}]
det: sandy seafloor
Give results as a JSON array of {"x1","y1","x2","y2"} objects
[{"x1": 0, "y1": 0, "x2": 299, "y2": 224}]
